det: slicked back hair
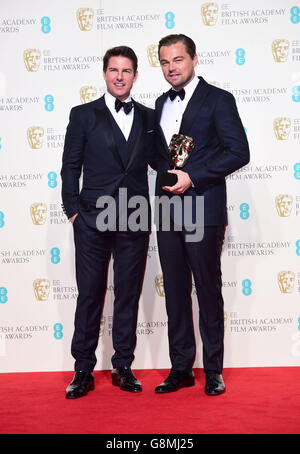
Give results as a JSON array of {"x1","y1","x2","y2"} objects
[
  {"x1": 158, "y1": 34, "x2": 196, "y2": 60},
  {"x1": 103, "y1": 46, "x2": 138, "y2": 74}
]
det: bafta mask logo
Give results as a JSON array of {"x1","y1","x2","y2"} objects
[
  {"x1": 147, "y1": 45, "x2": 160, "y2": 67},
  {"x1": 80, "y1": 86, "x2": 97, "y2": 104},
  {"x1": 275, "y1": 195, "x2": 293, "y2": 217},
  {"x1": 169, "y1": 134, "x2": 194, "y2": 168},
  {"x1": 273, "y1": 117, "x2": 291, "y2": 140},
  {"x1": 272, "y1": 39, "x2": 290, "y2": 63},
  {"x1": 27, "y1": 126, "x2": 44, "y2": 149},
  {"x1": 77, "y1": 8, "x2": 94, "y2": 31},
  {"x1": 23, "y1": 49, "x2": 41, "y2": 72},
  {"x1": 277, "y1": 271, "x2": 295, "y2": 294},
  {"x1": 201, "y1": 2, "x2": 219, "y2": 26},
  {"x1": 30, "y1": 203, "x2": 47, "y2": 225},
  {"x1": 155, "y1": 274, "x2": 165, "y2": 297},
  {"x1": 33, "y1": 278, "x2": 50, "y2": 301}
]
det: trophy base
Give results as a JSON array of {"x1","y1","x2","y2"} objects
[{"x1": 159, "y1": 171, "x2": 178, "y2": 187}]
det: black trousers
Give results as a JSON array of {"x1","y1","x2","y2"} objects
[
  {"x1": 157, "y1": 225, "x2": 225, "y2": 373},
  {"x1": 71, "y1": 213, "x2": 149, "y2": 372}
]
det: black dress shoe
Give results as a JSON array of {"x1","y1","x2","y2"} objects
[
  {"x1": 112, "y1": 367, "x2": 142, "y2": 393},
  {"x1": 155, "y1": 369, "x2": 195, "y2": 393},
  {"x1": 65, "y1": 371, "x2": 94, "y2": 399},
  {"x1": 205, "y1": 372, "x2": 225, "y2": 396}
]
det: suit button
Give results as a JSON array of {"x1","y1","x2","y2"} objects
[{"x1": 124, "y1": 172, "x2": 128, "y2": 175}]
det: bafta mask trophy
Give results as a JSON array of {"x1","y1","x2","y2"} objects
[{"x1": 160, "y1": 134, "x2": 194, "y2": 186}]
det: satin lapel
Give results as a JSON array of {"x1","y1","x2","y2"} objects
[
  {"x1": 158, "y1": 125, "x2": 169, "y2": 151},
  {"x1": 125, "y1": 103, "x2": 146, "y2": 171},
  {"x1": 93, "y1": 98, "x2": 125, "y2": 170},
  {"x1": 156, "y1": 92, "x2": 170, "y2": 152},
  {"x1": 179, "y1": 77, "x2": 210, "y2": 136}
]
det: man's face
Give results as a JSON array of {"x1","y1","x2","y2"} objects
[
  {"x1": 103, "y1": 56, "x2": 137, "y2": 101},
  {"x1": 159, "y1": 42, "x2": 197, "y2": 91}
]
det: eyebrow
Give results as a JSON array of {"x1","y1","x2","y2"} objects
[
  {"x1": 107, "y1": 66, "x2": 133, "y2": 71},
  {"x1": 160, "y1": 55, "x2": 184, "y2": 62}
]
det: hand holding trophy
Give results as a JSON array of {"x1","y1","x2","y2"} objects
[{"x1": 160, "y1": 134, "x2": 194, "y2": 186}]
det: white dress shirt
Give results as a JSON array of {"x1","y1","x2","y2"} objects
[
  {"x1": 104, "y1": 92, "x2": 134, "y2": 141},
  {"x1": 160, "y1": 75, "x2": 199, "y2": 146}
]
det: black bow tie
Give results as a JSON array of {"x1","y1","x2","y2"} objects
[
  {"x1": 115, "y1": 98, "x2": 133, "y2": 114},
  {"x1": 168, "y1": 88, "x2": 185, "y2": 101}
]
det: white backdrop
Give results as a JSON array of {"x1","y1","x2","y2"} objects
[{"x1": 0, "y1": 0, "x2": 299, "y2": 372}]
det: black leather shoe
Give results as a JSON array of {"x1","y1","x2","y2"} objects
[
  {"x1": 205, "y1": 372, "x2": 225, "y2": 396},
  {"x1": 112, "y1": 367, "x2": 142, "y2": 392},
  {"x1": 65, "y1": 371, "x2": 94, "y2": 399},
  {"x1": 155, "y1": 369, "x2": 195, "y2": 393}
]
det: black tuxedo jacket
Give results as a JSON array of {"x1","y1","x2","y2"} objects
[
  {"x1": 155, "y1": 77, "x2": 250, "y2": 226},
  {"x1": 61, "y1": 96, "x2": 156, "y2": 229}
]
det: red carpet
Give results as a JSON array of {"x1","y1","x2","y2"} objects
[{"x1": 0, "y1": 367, "x2": 299, "y2": 434}]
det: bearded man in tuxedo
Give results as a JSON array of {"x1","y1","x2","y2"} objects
[{"x1": 154, "y1": 34, "x2": 250, "y2": 395}]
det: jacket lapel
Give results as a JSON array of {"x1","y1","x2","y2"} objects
[
  {"x1": 179, "y1": 77, "x2": 210, "y2": 135},
  {"x1": 93, "y1": 96, "x2": 125, "y2": 170},
  {"x1": 156, "y1": 92, "x2": 169, "y2": 152},
  {"x1": 125, "y1": 102, "x2": 146, "y2": 171}
]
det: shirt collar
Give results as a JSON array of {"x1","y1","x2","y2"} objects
[
  {"x1": 104, "y1": 91, "x2": 132, "y2": 110},
  {"x1": 180, "y1": 75, "x2": 199, "y2": 100}
]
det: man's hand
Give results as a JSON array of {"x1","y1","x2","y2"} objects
[
  {"x1": 162, "y1": 170, "x2": 192, "y2": 194},
  {"x1": 70, "y1": 213, "x2": 78, "y2": 224}
]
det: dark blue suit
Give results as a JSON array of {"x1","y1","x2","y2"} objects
[
  {"x1": 61, "y1": 96, "x2": 156, "y2": 372},
  {"x1": 155, "y1": 77, "x2": 250, "y2": 373}
]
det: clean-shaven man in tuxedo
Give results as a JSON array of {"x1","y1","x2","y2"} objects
[
  {"x1": 61, "y1": 46, "x2": 156, "y2": 399},
  {"x1": 154, "y1": 34, "x2": 250, "y2": 395}
]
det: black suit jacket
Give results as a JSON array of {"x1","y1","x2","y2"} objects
[
  {"x1": 155, "y1": 77, "x2": 250, "y2": 226},
  {"x1": 61, "y1": 96, "x2": 156, "y2": 229}
]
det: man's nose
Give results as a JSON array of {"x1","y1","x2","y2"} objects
[{"x1": 169, "y1": 62, "x2": 175, "y2": 72}]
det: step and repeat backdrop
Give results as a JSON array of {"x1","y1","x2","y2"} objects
[{"x1": 0, "y1": 0, "x2": 299, "y2": 372}]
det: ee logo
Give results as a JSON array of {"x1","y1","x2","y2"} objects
[
  {"x1": 236, "y1": 48, "x2": 246, "y2": 65},
  {"x1": 290, "y1": 6, "x2": 300, "y2": 23},
  {"x1": 165, "y1": 12, "x2": 175, "y2": 29},
  {"x1": 53, "y1": 323, "x2": 63, "y2": 339},
  {"x1": 41, "y1": 16, "x2": 51, "y2": 33},
  {"x1": 44, "y1": 94, "x2": 54, "y2": 111},
  {"x1": 0, "y1": 287, "x2": 8, "y2": 304},
  {"x1": 292, "y1": 86, "x2": 300, "y2": 102},
  {"x1": 0, "y1": 211, "x2": 4, "y2": 228},
  {"x1": 51, "y1": 247, "x2": 60, "y2": 264},
  {"x1": 296, "y1": 240, "x2": 300, "y2": 256},
  {"x1": 240, "y1": 203, "x2": 250, "y2": 220},
  {"x1": 242, "y1": 279, "x2": 252, "y2": 296},
  {"x1": 48, "y1": 171, "x2": 57, "y2": 188}
]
